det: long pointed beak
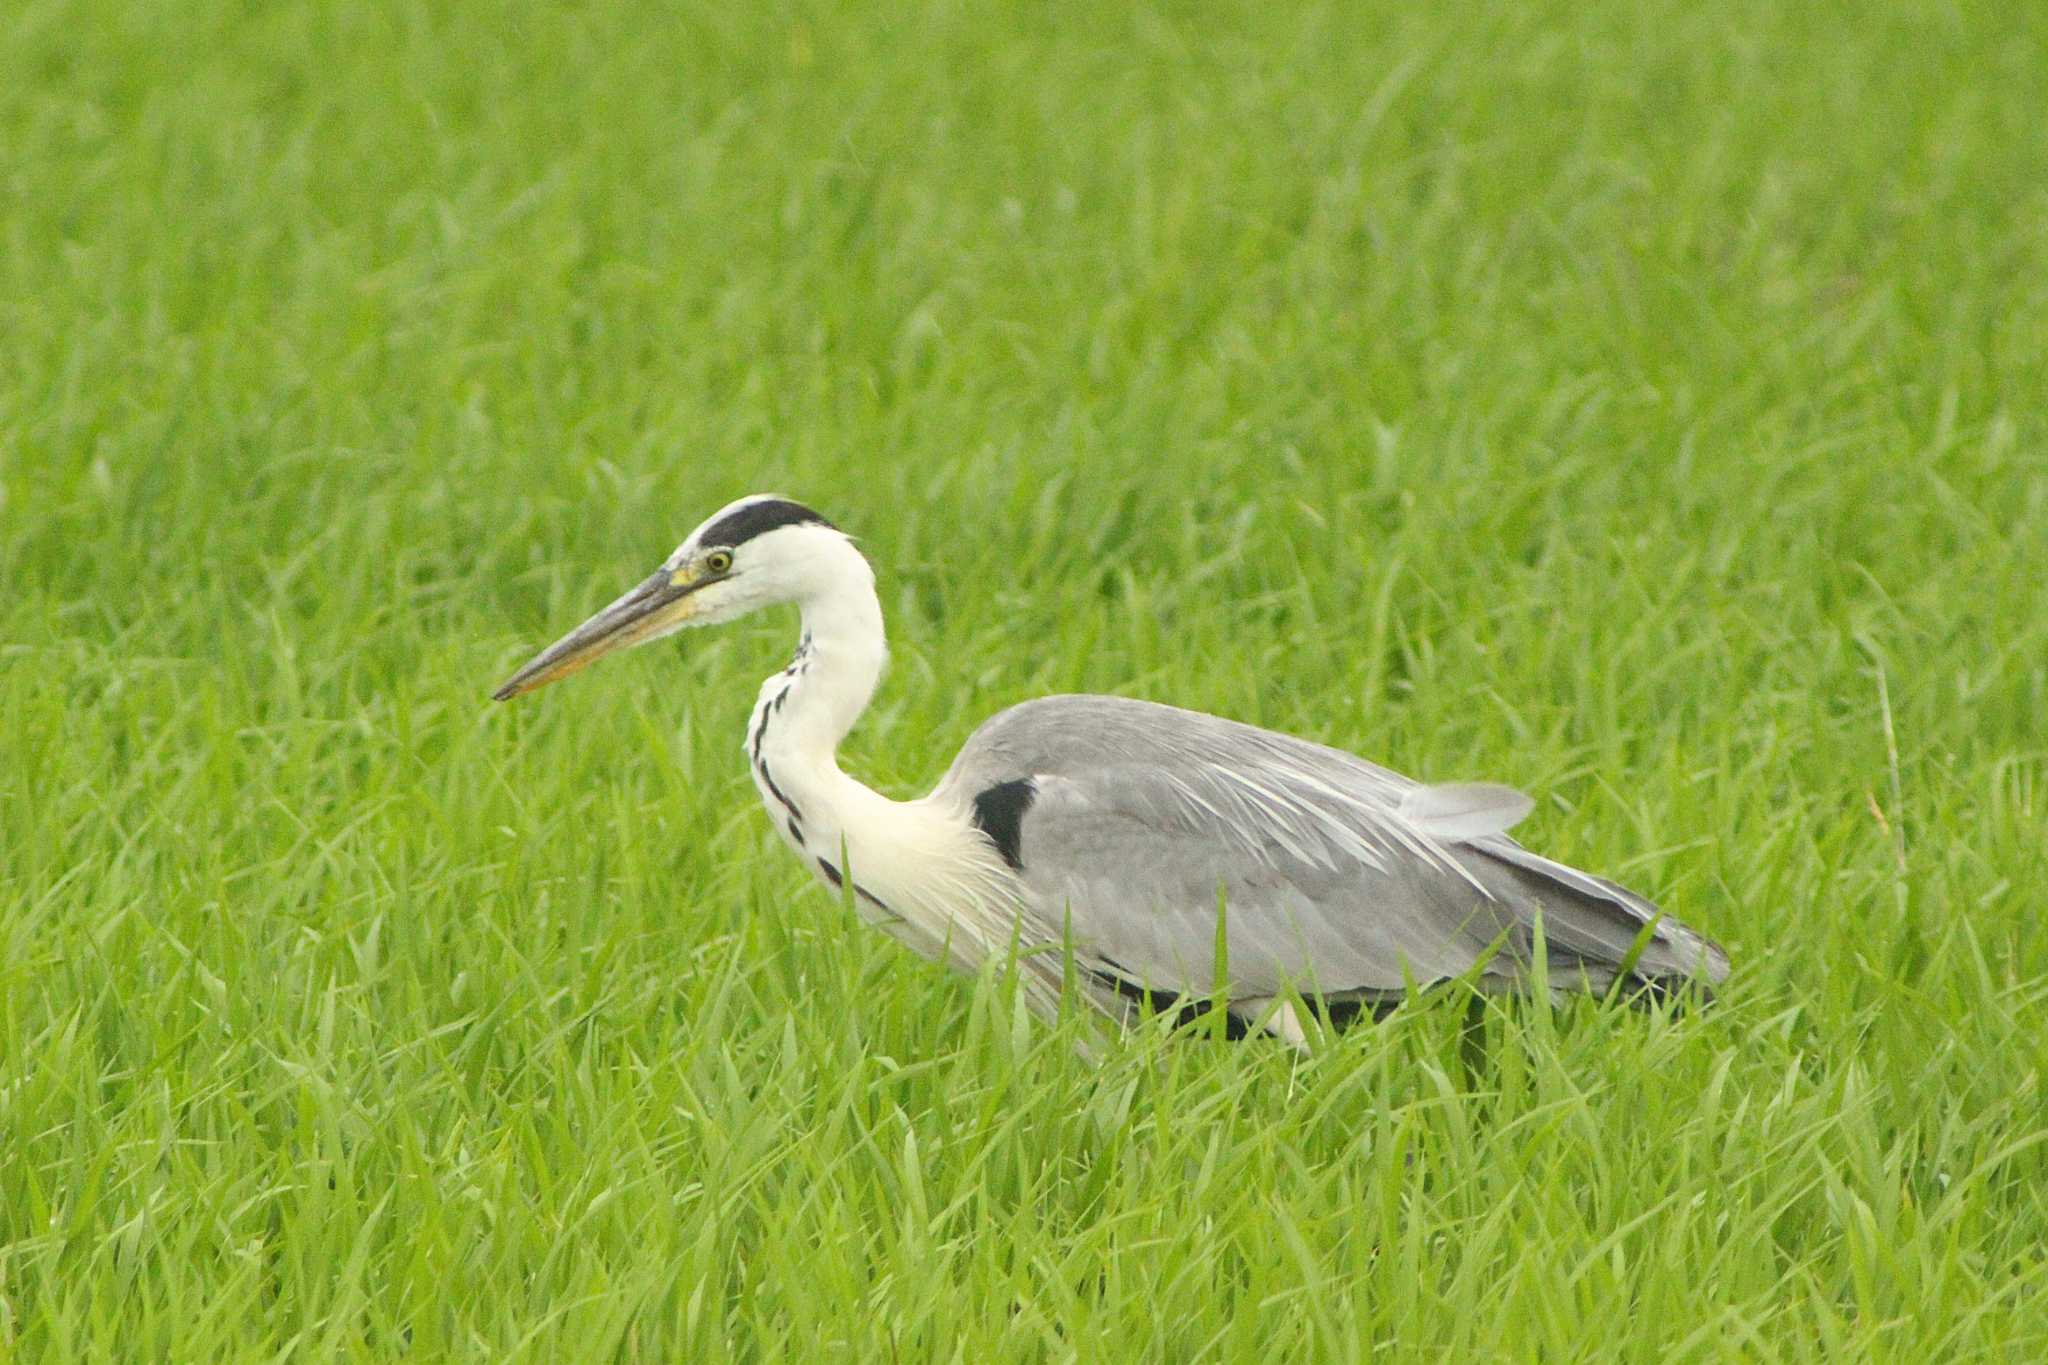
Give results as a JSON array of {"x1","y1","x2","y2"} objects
[{"x1": 491, "y1": 566, "x2": 703, "y2": 701}]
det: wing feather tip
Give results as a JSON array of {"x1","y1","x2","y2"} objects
[{"x1": 1397, "y1": 781, "x2": 1536, "y2": 841}]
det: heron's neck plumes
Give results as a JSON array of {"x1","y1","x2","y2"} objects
[{"x1": 739, "y1": 534, "x2": 1026, "y2": 981}]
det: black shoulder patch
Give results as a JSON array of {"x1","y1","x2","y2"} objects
[
  {"x1": 700, "y1": 498, "x2": 835, "y2": 548},
  {"x1": 970, "y1": 778, "x2": 1036, "y2": 871}
]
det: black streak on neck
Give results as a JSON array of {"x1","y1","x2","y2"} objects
[
  {"x1": 750, "y1": 684, "x2": 805, "y2": 826},
  {"x1": 816, "y1": 856, "x2": 901, "y2": 922}
]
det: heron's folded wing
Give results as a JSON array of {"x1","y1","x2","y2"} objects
[
  {"x1": 1006, "y1": 763, "x2": 1526, "y2": 998},
  {"x1": 938, "y1": 694, "x2": 1727, "y2": 999}
]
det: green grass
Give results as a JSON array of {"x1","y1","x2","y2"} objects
[{"x1": 4, "y1": 0, "x2": 2047, "y2": 1357}]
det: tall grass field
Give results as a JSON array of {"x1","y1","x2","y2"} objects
[{"x1": 4, "y1": 1, "x2": 2046, "y2": 1358}]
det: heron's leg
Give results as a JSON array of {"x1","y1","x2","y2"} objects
[{"x1": 1244, "y1": 996, "x2": 1312, "y2": 1051}]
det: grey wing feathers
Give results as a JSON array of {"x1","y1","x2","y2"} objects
[{"x1": 936, "y1": 694, "x2": 1729, "y2": 1007}]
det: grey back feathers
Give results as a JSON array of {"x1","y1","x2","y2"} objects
[{"x1": 936, "y1": 694, "x2": 1728, "y2": 1012}]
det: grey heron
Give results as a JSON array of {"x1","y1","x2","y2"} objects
[{"x1": 492, "y1": 494, "x2": 1730, "y2": 1041}]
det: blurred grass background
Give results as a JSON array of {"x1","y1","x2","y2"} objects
[{"x1": 2, "y1": 0, "x2": 2046, "y2": 1358}]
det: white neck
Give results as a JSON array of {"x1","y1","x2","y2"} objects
[
  {"x1": 739, "y1": 537, "x2": 897, "y2": 848},
  {"x1": 758, "y1": 563, "x2": 888, "y2": 760},
  {"x1": 739, "y1": 540, "x2": 1017, "y2": 972}
]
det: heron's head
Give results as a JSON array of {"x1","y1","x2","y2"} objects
[{"x1": 491, "y1": 494, "x2": 855, "y2": 701}]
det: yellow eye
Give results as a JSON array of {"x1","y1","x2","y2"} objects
[{"x1": 705, "y1": 550, "x2": 734, "y2": 575}]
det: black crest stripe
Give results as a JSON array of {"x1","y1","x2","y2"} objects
[{"x1": 700, "y1": 499, "x2": 835, "y2": 549}]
